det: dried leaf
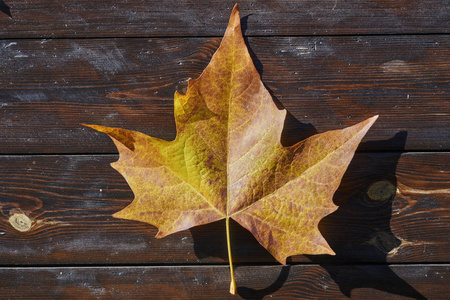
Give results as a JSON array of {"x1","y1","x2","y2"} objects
[{"x1": 85, "y1": 4, "x2": 377, "y2": 294}]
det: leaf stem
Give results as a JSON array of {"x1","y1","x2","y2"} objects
[{"x1": 226, "y1": 216, "x2": 236, "y2": 294}]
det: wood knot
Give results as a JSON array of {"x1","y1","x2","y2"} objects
[
  {"x1": 365, "y1": 180, "x2": 396, "y2": 205},
  {"x1": 9, "y1": 213, "x2": 32, "y2": 232},
  {"x1": 372, "y1": 231, "x2": 401, "y2": 253}
]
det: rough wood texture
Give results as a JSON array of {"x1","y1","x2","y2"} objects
[
  {"x1": 1, "y1": 36, "x2": 448, "y2": 153},
  {"x1": 0, "y1": 265, "x2": 447, "y2": 299},
  {"x1": 0, "y1": 153, "x2": 448, "y2": 265},
  {"x1": 0, "y1": 0, "x2": 448, "y2": 38},
  {"x1": 1, "y1": 0, "x2": 449, "y2": 298}
]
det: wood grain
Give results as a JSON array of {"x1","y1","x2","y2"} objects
[
  {"x1": 1, "y1": 36, "x2": 448, "y2": 153},
  {"x1": 1, "y1": 1, "x2": 448, "y2": 298},
  {"x1": 0, "y1": 265, "x2": 446, "y2": 299},
  {"x1": 0, "y1": 152, "x2": 448, "y2": 265},
  {"x1": 0, "y1": 0, "x2": 448, "y2": 38}
]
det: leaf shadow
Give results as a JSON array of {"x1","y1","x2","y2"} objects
[
  {"x1": 241, "y1": 15, "x2": 262, "y2": 76},
  {"x1": 189, "y1": 218, "x2": 273, "y2": 263},
  {"x1": 242, "y1": 14, "x2": 319, "y2": 146},
  {"x1": 0, "y1": 0, "x2": 11, "y2": 18},
  {"x1": 244, "y1": 16, "x2": 423, "y2": 295},
  {"x1": 237, "y1": 266, "x2": 291, "y2": 300},
  {"x1": 191, "y1": 131, "x2": 426, "y2": 299},
  {"x1": 303, "y1": 131, "x2": 426, "y2": 299},
  {"x1": 191, "y1": 14, "x2": 424, "y2": 299}
]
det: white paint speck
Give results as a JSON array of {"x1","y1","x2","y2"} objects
[{"x1": 5, "y1": 42, "x2": 17, "y2": 48}]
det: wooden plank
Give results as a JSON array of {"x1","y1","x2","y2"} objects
[
  {"x1": 0, "y1": 152, "x2": 448, "y2": 265},
  {"x1": 1, "y1": 35, "x2": 448, "y2": 153},
  {"x1": 0, "y1": 265, "x2": 447, "y2": 299},
  {"x1": 0, "y1": 0, "x2": 448, "y2": 38}
]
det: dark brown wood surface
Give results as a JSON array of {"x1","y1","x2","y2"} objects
[
  {"x1": 0, "y1": 0, "x2": 448, "y2": 38},
  {"x1": 0, "y1": 36, "x2": 448, "y2": 153},
  {"x1": 1, "y1": 0, "x2": 449, "y2": 298},
  {"x1": 0, "y1": 153, "x2": 448, "y2": 265},
  {"x1": 0, "y1": 265, "x2": 448, "y2": 299}
]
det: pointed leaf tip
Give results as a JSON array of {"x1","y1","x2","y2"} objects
[
  {"x1": 87, "y1": 6, "x2": 380, "y2": 293},
  {"x1": 228, "y1": 4, "x2": 241, "y2": 29},
  {"x1": 231, "y1": 3, "x2": 239, "y2": 15},
  {"x1": 368, "y1": 114, "x2": 379, "y2": 124},
  {"x1": 83, "y1": 124, "x2": 137, "y2": 151}
]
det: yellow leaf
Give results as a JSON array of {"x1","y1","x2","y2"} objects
[{"x1": 84, "y1": 4, "x2": 377, "y2": 294}]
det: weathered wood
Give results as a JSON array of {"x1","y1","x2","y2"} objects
[
  {"x1": 0, "y1": 265, "x2": 446, "y2": 299},
  {"x1": 0, "y1": 0, "x2": 448, "y2": 38},
  {"x1": 1, "y1": 0, "x2": 447, "y2": 298},
  {"x1": 1, "y1": 36, "x2": 448, "y2": 153},
  {"x1": 0, "y1": 152, "x2": 448, "y2": 265}
]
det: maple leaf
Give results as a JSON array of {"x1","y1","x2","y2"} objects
[{"x1": 84, "y1": 4, "x2": 377, "y2": 294}]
